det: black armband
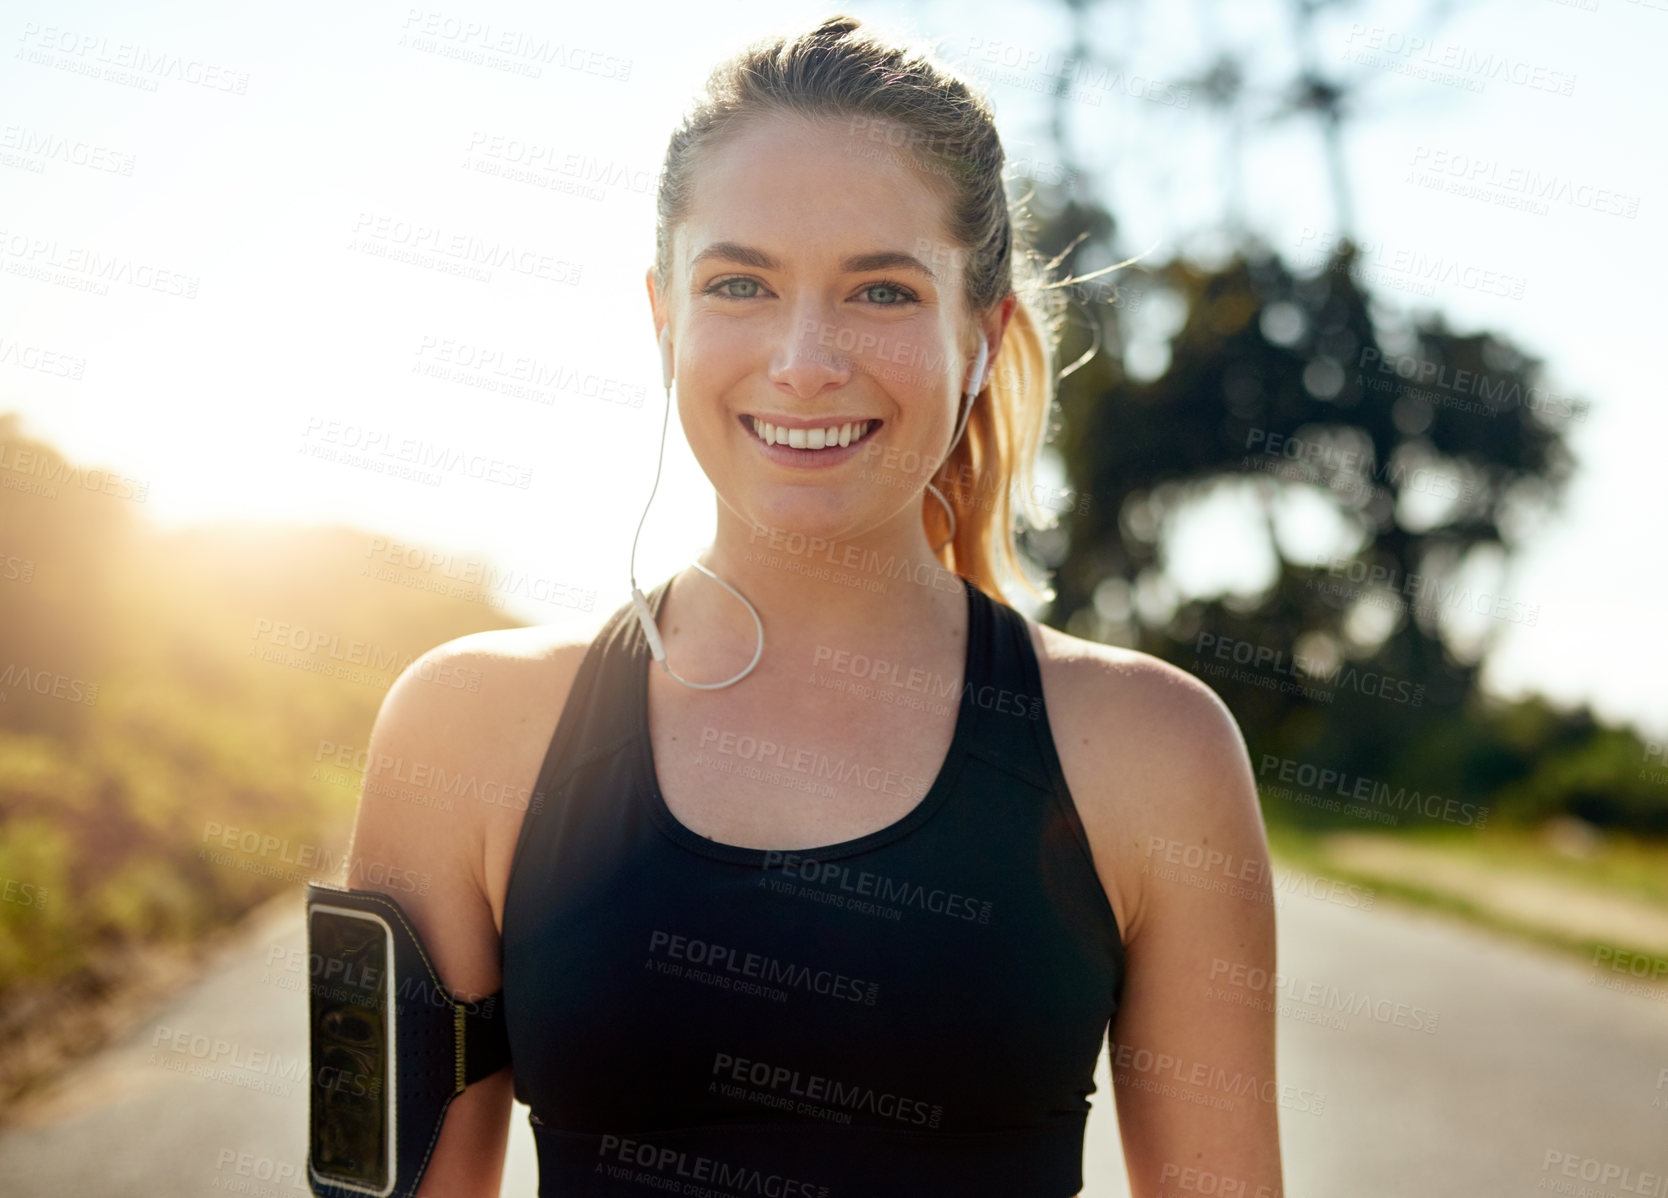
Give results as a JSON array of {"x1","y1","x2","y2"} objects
[{"x1": 305, "y1": 881, "x2": 510, "y2": 1197}]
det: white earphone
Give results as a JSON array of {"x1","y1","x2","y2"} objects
[
  {"x1": 633, "y1": 323, "x2": 765, "y2": 689},
  {"x1": 950, "y1": 336, "x2": 988, "y2": 456},
  {"x1": 632, "y1": 324, "x2": 987, "y2": 689},
  {"x1": 927, "y1": 336, "x2": 988, "y2": 554}
]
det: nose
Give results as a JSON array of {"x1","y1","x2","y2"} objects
[{"x1": 768, "y1": 308, "x2": 851, "y2": 400}]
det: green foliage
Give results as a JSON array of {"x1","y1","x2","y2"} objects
[
  {"x1": 1022, "y1": 201, "x2": 1660, "y2": 837},
  {"x1": 0, "y1": 412, "x2": 522, "y2": 999}
]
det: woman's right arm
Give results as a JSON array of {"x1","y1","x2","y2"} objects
[{"x1": 341, "y1": 640, "x2": 520, "y2": 1198}]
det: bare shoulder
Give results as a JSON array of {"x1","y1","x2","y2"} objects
[
  {"x1": 332, "y1": 614, "x2": 607, "y2": 1197},
  {"x1": 345, "y1": 613, "x2": 608, "y2": 975},
  {"x1": 1023, "y1": 617, "x2": 1266, "y2": 946}
]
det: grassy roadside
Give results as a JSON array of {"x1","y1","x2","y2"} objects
[{"x1": 1265, "y1": 817, "x2": 1668, "y2": 988}]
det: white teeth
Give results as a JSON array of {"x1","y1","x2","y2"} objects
[{"x1": 749, "y1": 417, "x2": 871, "y2": 450}]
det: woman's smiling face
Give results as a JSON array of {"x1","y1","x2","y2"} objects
[{"x1": 650, "y1": 110, "x2": 983, "y2": 541}]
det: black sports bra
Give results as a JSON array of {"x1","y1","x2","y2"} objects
[{"x1": 500, "y1": 573, "x2": 1125, "y2": 1196}]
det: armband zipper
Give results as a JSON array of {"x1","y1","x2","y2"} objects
[{"x1": 454, "y1": 1002, "x2": 466, "y2": 1094}]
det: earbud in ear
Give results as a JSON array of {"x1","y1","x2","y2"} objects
[
  {"x1": 967, "y1": 339, "x2": 989, "y2": 398},
  {"x1": 659, "y1": 326, "x2": 673, "y2": 390}
]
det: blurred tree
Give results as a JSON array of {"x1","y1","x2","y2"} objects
[
  {"x1": 0, "y1": 409, "x2": 521, "y2": 1008},
  {"x1": 0, "y1": 412, "x2": 134, "y2": 744},
  {"x1": 982, "y1": 0, "x2": 1620, "y2": 828},
  {"x1": 1034, "y1": 234, "x2": 1575, "y2": 789}
]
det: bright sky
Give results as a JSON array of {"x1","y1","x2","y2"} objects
[{"x1": 3, "y1": 0, "x2": 1663, "y2": 737}]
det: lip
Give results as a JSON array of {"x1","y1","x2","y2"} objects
[{"x1": 737, "y1": 413, "x2": 883, "y2": 468}]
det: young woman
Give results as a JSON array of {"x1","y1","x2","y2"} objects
[{"x1": 345, "y1": 15, "x2": 1283, "y2": 1197}]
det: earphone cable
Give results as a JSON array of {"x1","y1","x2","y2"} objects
[{"x1": 628, "y1": 379, "x2": 675, "y2": 593}]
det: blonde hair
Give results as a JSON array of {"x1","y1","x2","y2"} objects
[{"x1": 653, "y1": 14, "x2": 1106, "y2": 607}]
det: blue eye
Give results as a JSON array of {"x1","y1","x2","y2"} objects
[
  {"x1": 700, "y1": 277, "x2": 921, "y2": 305},
  {"x1": 863, "y1": 282, "x2": 919, "y2": 305},
  {"x1": 705, "y1": 277, "x2": 762, "y2": 299}
]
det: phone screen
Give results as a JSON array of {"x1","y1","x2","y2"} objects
[{"x1": 308, "y1": 905, "x2": 392, "y2": 1193}]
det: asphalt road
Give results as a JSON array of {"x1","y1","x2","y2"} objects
[{"x1": 2, "y1": 868, "x2": 1665, "y2": 1196}]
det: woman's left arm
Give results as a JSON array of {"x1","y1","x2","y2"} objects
[{"x1": 1095, "y1": 667, "x2": 1287, "y2": 1198}]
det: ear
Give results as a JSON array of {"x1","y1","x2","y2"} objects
[
  {"x1": 644, "y1": 265, "x2": 664, "y2": 341},
  {"x1": 980, "y1": 292, "x2": 1020, "y2": 371}
]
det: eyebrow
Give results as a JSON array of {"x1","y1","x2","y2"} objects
[{"x1": 689, "y1": 241, "x2": 939, "y2": 282}]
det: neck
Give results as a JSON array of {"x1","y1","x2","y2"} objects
[{"x1": 656, "y1": 497, "x2": 967, "y2": 677}]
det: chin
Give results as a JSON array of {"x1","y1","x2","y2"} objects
[{"x1": 729, "y1": 488, "x2": 873, "y2": 538}]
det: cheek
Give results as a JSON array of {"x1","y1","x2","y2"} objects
[{"x1": 673, "y1": 369, "x2": 741, "y2": 466}]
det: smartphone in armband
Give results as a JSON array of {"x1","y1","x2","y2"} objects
[
  {"x1": 305, "y1": 882, "x2": 510, "y2": 1198},
  {"x1": 308, "y1": 901, "x2": 395, "y2": 1194}
]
